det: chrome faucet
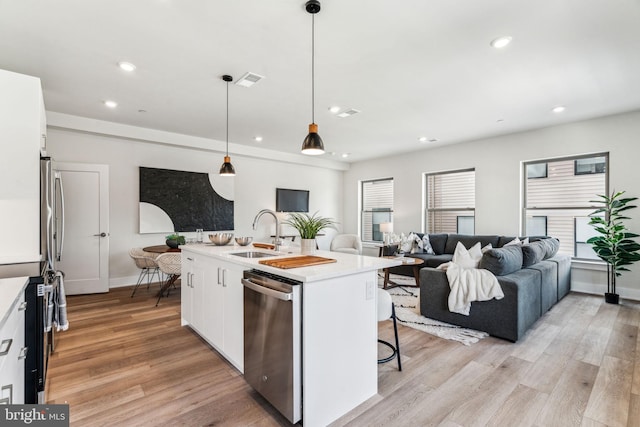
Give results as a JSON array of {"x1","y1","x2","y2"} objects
[{"x1": 252, "y1": 209, "x2": 281, "y2": 251}]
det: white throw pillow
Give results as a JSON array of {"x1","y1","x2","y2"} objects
[
  {"x1": 422, "y1": 234, "x2": 435, "y2": 254},
  {"x1": 452, "y1": 241, "x2": 483, "y2": 269},
  {"x1": 482, "y1": 243, "x2": 493, "y2": 253},
  {"x1": 505, "y1": 237, "x2": 530, "y2": 246},
  {"x1": 400, "y1": 233, "x2": 414, "y2": 253}
]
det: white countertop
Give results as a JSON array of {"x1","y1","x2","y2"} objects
[
  {"x1": 181, "y1": 243, "x2": 401, "y2": 283},
  {"x1": 0, "y1": 276, "x2": 29, "y2": 328}
]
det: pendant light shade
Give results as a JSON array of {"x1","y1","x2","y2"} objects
[
  {"x1": 301, "y1": 0, "x2": 325, "y2": 155},
  {"x1": 302, "y1": 123, "x2": 324, "y2": 155},
  {"x1": 219, "y1": 74, "x2": 236, "y2": 176}
]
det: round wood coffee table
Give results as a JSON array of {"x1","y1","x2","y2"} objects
[{"x1": 382, "y1": 256, "x2": 424, "y2": 289}]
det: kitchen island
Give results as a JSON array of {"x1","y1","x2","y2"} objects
[{"x1": 180, "y1": 243, "x2": 400, "y2": 427}]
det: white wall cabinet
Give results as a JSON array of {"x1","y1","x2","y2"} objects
[
  {"x1": 0, "y1": 293, "x2": 27, "y2": 405},
  {"x1": 0, "y1": 69, "x2": 44, "y2": 265},
  {"x1": 181, "y1": 252, "x2": 244, "y2": 372}
]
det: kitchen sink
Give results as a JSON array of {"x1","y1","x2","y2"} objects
[{"x1": 229, "y1": 251, "x2": 278, "y2": 258}]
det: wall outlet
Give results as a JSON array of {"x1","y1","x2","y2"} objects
[{"x1": 366, "y1": 281, "x2": 375, "y2": 300}]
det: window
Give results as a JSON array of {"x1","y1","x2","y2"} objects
[
  {"x1": 426, "y1": 169, "x2": 475, "y2": 234},
  {"x1": 523, "y1": 153, "x2": 608, "y2": 259},
  {"x1": 361, "y1": 178, "x2": 393, "y2": 242},
  {"x1": 527, "y1": 163, "x2": 548, "y2": 179},
  {"x1": 575, "y1": 156, "x2": 606, "y2": 175}
]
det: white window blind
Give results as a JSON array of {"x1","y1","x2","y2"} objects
[
  {"x1": 524, "y1": 153, "x2": 608, "y2": 259},
  {"x1": 361, "y1": 178, "x2": 393, "y2": 242},
  {"x1": 426, "y1": 169, "x2": 475, "y2": 233}
]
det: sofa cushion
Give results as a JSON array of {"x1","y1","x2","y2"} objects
[
  {"x1": 479, "y1": 245, "x2": 523, "y2": 276},
  {"x1": 522, "y1": 240, "x2": 546, "y2": 267},
  {"x1": 444, "y1": 234, "x2": 500, "y2": 254},
  {"x1": 540, "y1": 237, "x2": 560, "y2": 259},
  {"x1": 426, "y1": 233, "x2": 448, "y2": 255}
]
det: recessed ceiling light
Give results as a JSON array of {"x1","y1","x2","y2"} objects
[
  {"x1": 329, "y1": 106, "x2": 340, "y2": 114},
  {"x1": 341, "y1": 153, "x2": 350, "y2": 158},
  {"x1": 118, "y1": 61, "x2": 136, "y2": 72},
  {"x1": 428, "y1": 138, "x2": 439, "y2": 143},
  {"x1": 552, "y1": 106, "x2": 566, "y2": 113},
  {"x1": 496, "y1": 118, "x2": 504, "y2": 123},
  {"x1": 418, "y1": 137, "x2": 428, "y2": 143},
  {"x1": 490, "y1": 36, "x2": 512, "y2": 49},
  {"x1": 337, "y1": 109, "x2": 360, "y2": 118},
  {"x1": 254, "y1": 136, "x2": 263, "y2": 142},
  {"x1": 235, "y1": 72, "x2": 265, "y2": 88},
  {"x1": 104, "y1": 100, "x2": 118, "y2": 108}
]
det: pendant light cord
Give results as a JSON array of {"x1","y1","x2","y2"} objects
[
  {"x1": 311, "y1": 13, "x2": 315, "y2": 124},
  {"x1": 227, "y1": 78, "x2": 229, "y2": 157}
]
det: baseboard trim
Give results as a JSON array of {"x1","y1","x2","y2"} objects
[{"x1": 571, "y1": 280, "x2": 640, "y2": 302}]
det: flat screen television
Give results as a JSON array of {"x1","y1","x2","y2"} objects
[{"x1": 276, "y1": 188, "x2": 309, "y2": 212}]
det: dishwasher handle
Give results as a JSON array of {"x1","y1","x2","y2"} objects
[{"x1": 241, "y1": 278, "x2": 293, "y2": 301}]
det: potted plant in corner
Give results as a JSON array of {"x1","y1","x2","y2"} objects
[
  {"x1": 587, "y1": 190, "x2": 640, "y2": 304},
  {"x1": 165, "y1": 233, "x2": 185, "y2": 249},
  {"x1": 283, "y1": 211, "x2": 337, "y2": 255}
]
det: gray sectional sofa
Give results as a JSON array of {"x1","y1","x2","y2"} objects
[{"x1": 385, "y1": 233, "x2": 571, "y2": 342}]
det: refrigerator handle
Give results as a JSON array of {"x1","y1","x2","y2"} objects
[
  {"x1": 55, "y1": 172, "x2": 65, "y2": 262},
  {"x1": 44, "y1": 161, "x2": 54, "y2": 270}
]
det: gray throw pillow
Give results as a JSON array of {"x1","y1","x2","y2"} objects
[
  {"x1": 479, "y1": 245, "x2": 523, "y2": 276},
  {"x1": 522, "y1": 240, "x2": 546, "y2": 267},
  {"x1": 540, "y1": 237, "x2": 560, "y2": 259}
]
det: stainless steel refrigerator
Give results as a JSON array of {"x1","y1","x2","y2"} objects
[{"x1": 0, "y1": 155, "x2": 66, "y2": 403}]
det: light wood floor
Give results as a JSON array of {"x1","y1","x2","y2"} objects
[{"x1": 47, "y1": 283, "x2": 640, "y2": 427}]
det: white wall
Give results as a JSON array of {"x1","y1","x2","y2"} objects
[
  {"x1": 344, "y1": 110, "x2": 640, "y2": 299},
  {"x1": 46, "y1": 125, "x2": 344, "y2": 287}
]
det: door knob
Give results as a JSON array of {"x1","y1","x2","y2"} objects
[{"x1": 93, "y1": 232, "x2": 108, "y2": 237}]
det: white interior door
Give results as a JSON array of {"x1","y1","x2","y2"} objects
[{"x1": 54, "y1": 162, "x2": 109, "y2": 294}]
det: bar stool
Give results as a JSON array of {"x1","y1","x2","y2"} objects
[{"x1": 378, "y1": 288, "x2": 402, "y2": 371}]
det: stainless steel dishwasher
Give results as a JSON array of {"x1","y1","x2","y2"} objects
[{"x1": 242, "y1": 269, "x2": 302, "y2": 424}]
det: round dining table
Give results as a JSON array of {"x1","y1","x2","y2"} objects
[{"x1": 143, "y1": 245, "x2": 181, "y2": 253}]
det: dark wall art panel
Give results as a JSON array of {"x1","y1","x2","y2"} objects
[{"x1": 139, "y1": 167, "x2": 234, "y2": 233}]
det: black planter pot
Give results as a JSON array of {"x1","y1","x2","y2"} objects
[
  {"x1": 166, "y1": 239, "x2": 179, "y2": 249},
  {"x1": 604, "y1": 292, "x2": 620, "y2": 304}
]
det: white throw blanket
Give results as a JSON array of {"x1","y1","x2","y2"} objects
[{"x1": 446, "y1": 262, "x2": 504, "y2": 316}]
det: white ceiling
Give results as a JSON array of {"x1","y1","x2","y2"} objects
[{"x1": 1, "y1": 0, "x2": 640, "y2": 163}]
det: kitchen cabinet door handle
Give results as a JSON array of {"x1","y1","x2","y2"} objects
[
  {"x1": 222, "y1": 269, "x2": 227, "y2": 287},
  {"x1": 0, "y1": 338, "x2": 12, "y2": 356},
  {"x1": 217, "y1": 267, "x2": 222, "y2": 285}
]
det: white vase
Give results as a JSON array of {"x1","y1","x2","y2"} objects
[{"x1": 300, "y1": 238, "x2": 316, "y2": 255}]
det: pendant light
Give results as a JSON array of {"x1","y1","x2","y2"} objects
[
  {"x1": 219, "y1": 74, "x2": 236, "y2": 176},
  {"x1": 301, "y1": 0, "x2": 325, "y2": 155}
]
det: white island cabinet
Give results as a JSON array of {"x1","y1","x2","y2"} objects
[
  {"x1": 180, "y1": 244, "x2": 400, "y2": 427},
  {"x1": 181, "y1": 252, "x2": 244, "y2": 371},
  {"x1": 0, "y1": 277, "x2": 29, "y2": 405}
]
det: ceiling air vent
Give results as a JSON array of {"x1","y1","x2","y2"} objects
[
  {"x1": 235, "y1": 72, "x2": 265, "y2": 88},
  {"x1": 337, "y1": 108, "x2": 360, "y2": 118}
]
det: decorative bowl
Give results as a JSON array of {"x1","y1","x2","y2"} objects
[
  {"x1": 209, "y1": 233, "x2": 234, "y2": 245},
  {"x1": 235, "y1": 236, "x2": 253, "y2": 246}
]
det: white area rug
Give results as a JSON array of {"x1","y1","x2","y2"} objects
[{"x1": 380, "y1": 274, "x2": 489, "y2": 346}]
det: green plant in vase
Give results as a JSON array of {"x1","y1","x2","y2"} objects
[
  {"x1": 165, "y1": 233, "x2": 185, "y2": 248},
  {"x1": 283, "y1": 212, "x2": 337, "y2": 254},
  {"x1": 587, "y1": 190, "x2": 640, "y2": 304}
]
